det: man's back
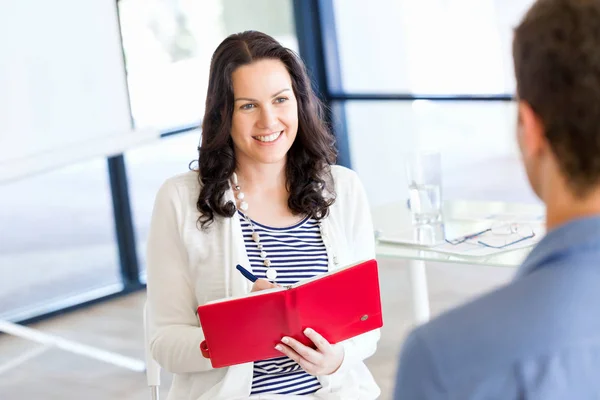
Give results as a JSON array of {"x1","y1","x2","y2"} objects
[
  {"x1": 394, "y1": 0, "x2": 600, "y2": 398},
  {"x1": 394, "y1": 217, "x2": 600, "y2": 399}
]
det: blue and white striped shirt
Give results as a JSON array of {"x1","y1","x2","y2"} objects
[{"x1": 239, "y1": 211, "x2": 328, "y2": 396}]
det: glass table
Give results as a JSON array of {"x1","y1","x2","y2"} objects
[{"x1": 372, "y1": 200, "x2": 545, "y2": 324}]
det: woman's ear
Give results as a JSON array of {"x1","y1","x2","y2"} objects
[{"x1": 518, "y1": 101, "x2": 546, "y2": 159}]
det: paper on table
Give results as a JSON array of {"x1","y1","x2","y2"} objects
[
  {"x1": 377, "y1": 222, "x2": 545, "y2": 257},
  {"x1": 427, "y1": 223, "x2": 545, "y2": 257},
  {"x1": 376, "y1": 223, "x2": 446, "y2": 247},
  {"x1": 451, "y1": 211, "x2": 545, "y2": 223}
]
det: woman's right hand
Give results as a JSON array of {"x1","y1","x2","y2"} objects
[{"x1": 251, "y1": 279, "x2": 279, "y2": 292}]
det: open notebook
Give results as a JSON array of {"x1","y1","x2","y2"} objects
[{"x1": 196, "y1": 259, "x2": 383, "y2": 368}]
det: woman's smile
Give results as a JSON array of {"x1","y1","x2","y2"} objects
[{"x1": 252, "y1": 130, "x2": 283, "y2": 144}]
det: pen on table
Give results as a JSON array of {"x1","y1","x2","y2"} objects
[{"x1": 236, "y1": 264, "x2": 258, "y2": 283}]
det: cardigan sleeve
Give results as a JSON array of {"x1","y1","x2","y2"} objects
[
  {"x1": 146, "y1": 179, "x2": 214, "y2": 373},
  {"x1": 319, "y1": 169, "x2": 381, "y2": 389}
]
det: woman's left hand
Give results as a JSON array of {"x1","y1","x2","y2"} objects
[{"x1": 275, "y1": 327, "x2": 344, "y2": 376}]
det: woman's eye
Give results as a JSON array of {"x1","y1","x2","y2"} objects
[
  {"x1": 240, "y1": 103, "x2": 255, "y2": 110},
  {"x1": 274, "y1": 97, "x2": 288, "y2": 104}
]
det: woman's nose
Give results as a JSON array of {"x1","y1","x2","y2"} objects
[{"x1": 257, "y1": 107, "x2": 278, "y2": 130}]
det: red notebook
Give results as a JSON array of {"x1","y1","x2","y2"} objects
[{"x1": 197, "y1": 259, "x2": 383, "y2": 368}]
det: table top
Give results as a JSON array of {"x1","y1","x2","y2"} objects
[{"x1": 372, "y1": 200, "x2": 545, "y2": 268}]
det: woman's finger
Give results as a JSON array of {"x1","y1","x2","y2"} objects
[
  {"x1": 275, "y1": 343, "x2": 318, "y2": 374},
  {"x1": 303, "y1": 328, "x2": 332, "y2": 353},
  {"x1": 250, "y1": 279, "x2": 277, "y2": 292},
  {"x1": 280, "y1": 336, "x2": 322, "y2": 363}
]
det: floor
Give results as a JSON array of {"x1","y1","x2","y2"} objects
[{"x1": 0, "y1": 258, "x2": 514, "y2": 400}]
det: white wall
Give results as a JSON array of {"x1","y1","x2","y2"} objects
[{"x1": 0, "y1": 1, "x2": 157, "y2": 183}]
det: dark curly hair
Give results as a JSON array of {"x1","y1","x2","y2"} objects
[
  {"x1": 513, "y1": 0, "x2": 600, "y2": 197},
  {"x1": 196, "y1": 31, "x2": 337, "y2": 228}
]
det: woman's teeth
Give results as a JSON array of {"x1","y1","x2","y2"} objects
[{"x1": 254, "y1": 131, "x2": 281, "y2": 143}]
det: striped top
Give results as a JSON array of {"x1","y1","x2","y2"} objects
[{"x1": 238, "y1": 210, "x2": 329, "y2": 396}]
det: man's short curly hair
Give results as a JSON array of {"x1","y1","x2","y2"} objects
[{"x1": 513, "y1": 0, "x2": 600, "y2": 197}]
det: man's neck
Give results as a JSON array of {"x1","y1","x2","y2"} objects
[{"x1": 545, "y1": 184, "x2": 600, "y2": 230}]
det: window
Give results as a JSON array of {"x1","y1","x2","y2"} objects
[
  {"x1": 332, "y1": 0, "x2": 534, "y2": 94},
  {"x1": 0, "y1": 159, "x2": 120, "y2": 319},
  {"x1": 118, "y1": 0, "x2": 297, "y2": 130},
  {"x1": 342, "y1": 100, "x2": 525, "y2": 206}
]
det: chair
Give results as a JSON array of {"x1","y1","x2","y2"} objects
[{"x1": 143, "y1": 303, "x2": 161, "y2": 400}]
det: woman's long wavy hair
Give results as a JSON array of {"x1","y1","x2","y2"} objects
[{"x1": 196, "y1": 31, "x2": 338, "y2": 229}]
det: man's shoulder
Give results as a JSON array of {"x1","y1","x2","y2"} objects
[
  {"x1": 408, "y1": 302, "x2": 600, "y2": 398},
  {"x1": 413, "y1": 278, "x2": 545, "y2": 387},
  {"x1": 414, "y1": 262, "x2": 600, "y2": 388},
  {"x1": 397, "y1": 247, "x2": 600, "y2": 398}
]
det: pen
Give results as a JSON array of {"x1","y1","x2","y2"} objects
[{"x1": 236, "y1": 264, "x2": 258, "y2": 283}]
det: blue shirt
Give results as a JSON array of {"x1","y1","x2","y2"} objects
[{"x1": 394, "y1": 216, "x2": 600, "y2": 400}]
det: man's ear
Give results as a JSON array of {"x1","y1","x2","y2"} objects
[{"x1": 518, "y1": 101, "x2": 546, "y2": 158}]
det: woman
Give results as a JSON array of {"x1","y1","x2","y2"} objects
[{"x1": 146, "y1": 31, "x2": 380, "y2": 400}]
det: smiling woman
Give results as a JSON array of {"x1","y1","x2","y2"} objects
[
  {"x1": 196, "y1": 31, "x2": 337, "y2": 230},
  {"x1": 145, "y1": 31, "x2": 381, "y2": 400},
  {"x1": 230, "y1": 59, "x2": 299, "y2": 166}
]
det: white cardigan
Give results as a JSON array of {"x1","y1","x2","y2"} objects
[{"x1": 146, "y1": 165, "x2": 381, "y2": 400}]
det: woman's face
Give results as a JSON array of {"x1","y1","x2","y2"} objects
[{"x1": 230, "y1": 58, "x2": 299, "y2": 169}]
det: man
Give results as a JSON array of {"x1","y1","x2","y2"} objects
[{"x1": 394, "y1": 0, "x2": 600, "y2": 398}]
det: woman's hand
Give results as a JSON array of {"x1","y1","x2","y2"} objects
[
  {"x1": 251, "y1": 279, "x2": 278, "y2": 292},
  {"x1": 275, "y1": 327, "x2": 344, "y2": 376}
]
